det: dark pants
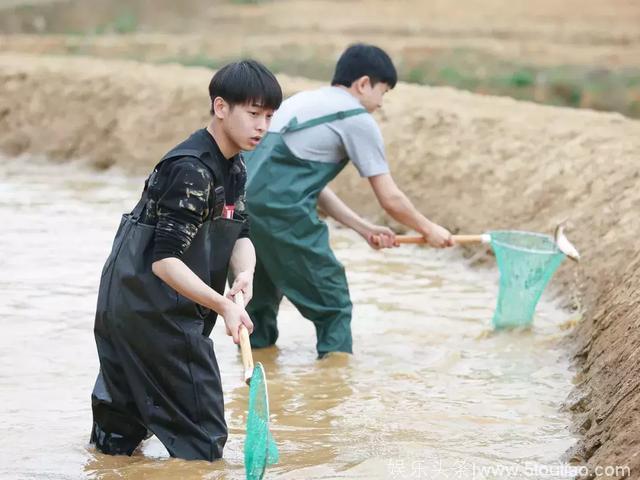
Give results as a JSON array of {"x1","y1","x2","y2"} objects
[{"x1": 91, "y1": 312, "x2": 227, "y2": 460}]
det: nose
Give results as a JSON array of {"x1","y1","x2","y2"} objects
[{"x1": 256, "y1": 116, "x2": 268, "y2": 133}]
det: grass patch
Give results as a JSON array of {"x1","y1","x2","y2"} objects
[
  {"x1": 47, "y1": 41, "x2": 640, "y2": 119},
  {"x1": 158, "y1": 48, "x2": 336, "y2": 80},
  {"x1": 94, "y1": 10, "x2": 138, "y2": 34},
  {"x1": 158, "y1": 54, "x2": 225, "y2": 70},
  {"x1": 159, "y1": 49, "x2": 640, "y2": 118},
  {"x1": 509, "y1": 69, "x2": 535, "y2": 88},
  {"x1": 61, "y1": 10, "x2": 139, "y2": 35},
  {"x1": 396, "y1": 51, "x2": 640, "y2": 117}
]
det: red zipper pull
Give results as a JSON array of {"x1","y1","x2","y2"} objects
[{"x1": 222, "y1": 204, "x2": 235, "y2": 219}]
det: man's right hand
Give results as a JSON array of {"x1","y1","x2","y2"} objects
[
  {"x1": 420, "y1": 221, "x2": 454, "y2": 248},
  {"x1": 364, "y1": 224, "x2": 397, "y2": 249},
  {"x1": 222, "y1": 301, "x2": 254, "y2": 344}
]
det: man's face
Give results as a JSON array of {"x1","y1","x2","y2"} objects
[
  {"x1": 223, "y1": 102, "x2": 275, "y2": 151},
  {"x1": 360, "y1": 80, "x2": 391, "y2": 113}
]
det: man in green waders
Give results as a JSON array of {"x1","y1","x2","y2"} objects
[
  {"x1": 245, "y1": 44, "x2": 454, "y2": 358},
  {"x1": 90, "y1": 60, "x2": 282, "y2": 460}
]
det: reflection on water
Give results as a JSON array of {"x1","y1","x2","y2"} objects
[{"x1": 0, "y1": 156, "x2": 577, "y2": 480}]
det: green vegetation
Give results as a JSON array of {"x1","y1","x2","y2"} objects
[
  {"x1": 94, "y1": 10, "x2": 138, "y2": 34},
  {"x1": 14, "y1": 12, "x2": 640, "y2": 119},
  {"x1": 60, "y1": 10, "x2": 139, "y2": 36},
  {"x1": 158, "y1": 54, "x2": 225, "y2": 70},
  {"x1": 155, "y1": 49, "x2": 640, "y2": 118},
  {"x1": 2, "y1": 0, "x2": 637, "y2": 117},
  {"x1": 396, "y1": 50, "x2": 640, "y2": 116},
  {"x1": 158, "y1": 49, "x2": 336, "y2": 80}
]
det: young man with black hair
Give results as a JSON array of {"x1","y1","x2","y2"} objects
[
  {"x1": 90, "y1": 60, "x2": 282, "y2": 461},
  {"x1": 245, "y1": 44, "x2": 453, "y2": 358}
]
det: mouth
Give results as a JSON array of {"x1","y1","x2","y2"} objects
[{"x1": 248, "y1": 136, "x2": 262, "y2": 146}]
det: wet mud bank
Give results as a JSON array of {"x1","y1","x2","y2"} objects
[{"x1": 1, "y1": 53, "x2": 639, "y2": 477}]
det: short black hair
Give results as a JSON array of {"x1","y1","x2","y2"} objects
[
  {"x1": 209, "y1": 60, "x2": 282, "y2": 114},
  {"x1": 331, "y1": 44, "x2": 398, "y2": 89}
]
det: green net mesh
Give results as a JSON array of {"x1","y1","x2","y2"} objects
[
  {"x1": 489, "y1": 230, "x2": 565, "y2": 329},
  {"x1": 245, "y1": 363, "x2": 279, "y2": 480}
]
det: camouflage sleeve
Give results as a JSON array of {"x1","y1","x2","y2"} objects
[
  {"x1": 152, "y1": 158, "x2": 212, "y2": 262},
  {"x1": 233, "y1": 156, "x2": 250, "y2": 239}
]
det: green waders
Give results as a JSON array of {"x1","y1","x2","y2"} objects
[{"x1": 245, "y1": 108, "x2": 367, "y2": 357}]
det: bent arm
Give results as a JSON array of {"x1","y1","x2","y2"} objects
[
  {"x1": 152, "y1": 257, "x2": 232, "y2": 314},
  {"x1": 318, "y1": 186, "x2": 374, "y2": 237},
  {"x1": 229, "y1": 237, "x2": 256, "y2": 277},
  {"x1": 369, "y1": 173, "x2": 452, "y2": 247},
  {"x1": 368, "y1": 174, "x2": 432, "y2": 231}
]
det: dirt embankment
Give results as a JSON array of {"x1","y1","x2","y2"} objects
[
  {"x1": 2, "y1": 0, "x2": 640, "y2": 67},
  {"x1": 1, "y1": 53, "x2": 639, "y2": 478},
  {"x1": 2, "y1": 0, "x2": 640, "y2": 118}
]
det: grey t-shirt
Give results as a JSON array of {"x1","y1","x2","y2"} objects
[{"x1": 269, "y1": 86, "x2": 389, "y2": 178}]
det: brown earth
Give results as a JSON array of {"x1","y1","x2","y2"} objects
[
  {"x1": 2, "y1": 0, "x2": 640, "y2": 67},
  {"x1": 2, "y1": 0, "x2": 640, "y2": 119},
  {"x1": 1, "y1": 53, "x2": 640, "y2": 478}
]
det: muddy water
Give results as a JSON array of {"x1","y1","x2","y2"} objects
[{"x1": 0, "y1": 156, "x2": 578, "y2": 480}]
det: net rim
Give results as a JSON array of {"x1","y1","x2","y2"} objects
[
  {"x1": 489, "y1": 229, "x2": 562, "y2": 255},
  {"x1": 254, "y1": 362, "x2": 270, "y2": 421},
  {"x1": 246, "y1": 362, "x2": 271, "y2": 479}
]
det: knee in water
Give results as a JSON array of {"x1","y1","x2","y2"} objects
[{"x1": 90, "y1": 421, "x2": 144, "y2": 456}]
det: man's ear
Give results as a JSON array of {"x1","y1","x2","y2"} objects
[
  {"x1": 212, "y1": 96, "x2": 229, "y2": 119},
  {"x1": 356, "y1": 75, "x2": 371, "y2": 93},
  {"x1": 353, "y1": 75, "x2": 372, "y2": 94}
]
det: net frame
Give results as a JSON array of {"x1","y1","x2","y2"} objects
[
  {"x1": 489, "y1": 230, "x2": 565, "y2": 328},
  {"x1": 244, "y1": 362, "x2": 278, "y2": 480}
]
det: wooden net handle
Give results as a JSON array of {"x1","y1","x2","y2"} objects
[
  {"x1": 394, "y1": 234, "x2": 490, "y2": 245},
  {"x1": 236, "y1": 292, "x2": 254, "y2": 385}
]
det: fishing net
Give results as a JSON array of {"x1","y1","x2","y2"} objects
[
  {"x1": 244, "y1": 363, "x2": 279, "y2": 480},
  {"x1": 489, "y1": 230, "x2": 565, "y2": 328}
]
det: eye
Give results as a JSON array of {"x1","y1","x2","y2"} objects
[{"x1": 248, "y1": 111, "x2": 258, "y2": 116}]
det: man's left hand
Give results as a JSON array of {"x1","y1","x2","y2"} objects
[{"x1": 227, "y1": 270, "x2": 254, "y2": 305}]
